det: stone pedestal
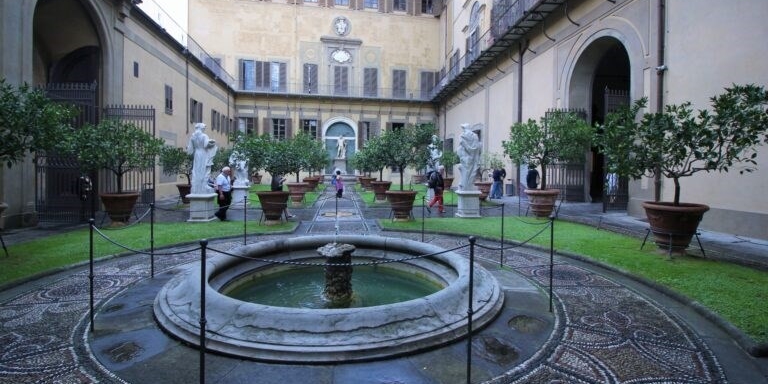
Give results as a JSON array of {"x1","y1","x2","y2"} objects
[
  {"x1": 231, "y1": 185, "x2": 250, "y2": 209},
  {"x1": 318, "y1": 243, "x2": 356, "y2": 308},
  {"x1": 332, "y1": 158, "x2": 347, "y2": 174},
  {"x1": 186, "y1": 193, "x2": 217, "y2": 222},
  {"x1": 455, "y1": 190, "x2": 482, "y2": 218}
]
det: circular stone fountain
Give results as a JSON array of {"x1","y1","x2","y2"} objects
[{"x1": 153, "y1": 235, "x2": 504, "y2": 363}]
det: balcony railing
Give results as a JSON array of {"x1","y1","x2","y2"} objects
[{"x1": 237, "y1": 82, "x2": 434, "y2": 101}]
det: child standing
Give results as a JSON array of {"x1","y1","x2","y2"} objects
[{"x1": 335, "y1": 170, "x2": 344, "y2": 198}]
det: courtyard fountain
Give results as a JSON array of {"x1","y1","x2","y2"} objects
[{"x1": 153, "y1": 235, "x2": 504, "y2": 363}]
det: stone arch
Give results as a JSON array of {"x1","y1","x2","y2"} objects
[
  {"x1": 322, "y1": 116, "x2": 358, "y2": 173},
  {"x1": 562, "y1": 24, "x2": 640, "y2": 202}
]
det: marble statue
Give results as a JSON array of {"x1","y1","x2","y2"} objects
[
  {"x1": 457, "y1": 123, "x2": 481, "y2": 191},
  {"x1": 186, "y1": 123, "x2": 217, "y2": 194},
  {"x1": 336, "y1": 136, "x2": 347, "y2": 159},
  {"x1": 426, "y1": 134, "x2": 442, "y2": 174},
  {"x1": 230, "y1": 151, "x2": 250, "y2": 187}
]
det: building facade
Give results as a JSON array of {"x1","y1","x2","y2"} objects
[{"x1": 1, "y1": 0, "x2": 766, "y2": 239}]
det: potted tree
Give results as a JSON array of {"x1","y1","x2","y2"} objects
[
  {"x1": 302, "y1": 134, "x2": 329, "y2": 190},
  {"x1": 439, "y1": 149, "x2": 460, "y2": 191},
  {"x1": 239, "y1": 134, "x2": 289, "y2": 223},
  {"x1": 380, "y1": 123, "x2": 435, "y2": 220},
  {"x1": 348, "y1": 150, "x2": 376, "y2": 191},
  {"x1": 356, "y1": 136, "x2": 392, "y2": 201},
  {"x1": 503, "y1": 111, "x2": 592, "y2": 217},
  {"x1": 59, "y1": 118, "x2": 164, "y2": 224},
  {"x1": 475, "y1": 152, "x2": 504, "y2": 200},
  {"x1": 281, "y1": 132, "x2": 317, "y2": 206},
  {"x1": 597, "y1": 84, "x2": 768, "y2": 253},
  {"x1": 159, "y1": 145, "x2": 193, "y2": 204},
  {"x1": 0, "y1": 79, "x2": 75, "y2": 225}
]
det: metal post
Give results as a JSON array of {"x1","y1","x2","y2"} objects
[
  {"x1": 466, "y1": 236, "x2": 476, "y2": 384},
  {"x1": 199, "y1": 239, "x2": 208, "y2": 384},
  {"x1": 421, "y1": 196, "x2": 426, "y2": 243},
  {"x1": 243, "y1": 196, "x2": 247, "y2": 245},
  {"x1": 150, "y1": 203, "x2": 155, "y2": 278},
  {"x1": 549, "y1": 214, "x2": 555, "y2": 313},
  {"x1": 89, "y1": 218, "x2": 95, "y2": 332},
  {"x1": 500, "y1": 203, "x2": 505, "y2": 267}
]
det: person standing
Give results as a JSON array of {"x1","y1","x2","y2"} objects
[
  {"x1": 491, "y1": 168, "x2": 505, "y2": 199},
  {"x1": 427, "y1": 165, "x2": 445, "y2": 214},
  {"x1": 335, "y1": 170, "x2": 344, "y2": 198},
  {"x1": 214, "y1": 166, "x2": 232, "y2": 221},
  {"x1": 526, "y1": 168, "x2": 540, "y2": 189}
]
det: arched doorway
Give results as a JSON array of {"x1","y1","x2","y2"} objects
[
  {"x1": 33, "y1": 0, "x2": 104, "y2": 223},
  {"x1": 323, "y1": 118, "x2": 356, "y2": 174},
  {"x1": 568, "y1": 36, "x2": 630, "y2": 206}
]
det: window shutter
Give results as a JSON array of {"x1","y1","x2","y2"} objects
[
  {"x1": 304, "y1": 63, "x2": 318, "y2": 94},
  {"x1": 357, "y1": 121, "x2": 365, "y2": 148},
  {"x1": 364, "y1": 68, "x2": 378, "y2": 97},
  {"x1": 392, "y1": 69, "x2": 406, "y2": 98},
  {"x1": 334, "y1": 66, "x2": 349, "y2": 95},
  {"x1": 279, "y1": 62, "x2": 288, "y2": 92},
  {"x1": 255, "y1": 61, "x2": 270, "y2": 90},
  {"x1": 286, "y1": 118, "x2": 293, "y2": 138},
  {"x1": 263, "y1": 118, "x2": 270, "y2": 137}
]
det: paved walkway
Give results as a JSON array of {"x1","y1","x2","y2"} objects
[{"x1": 0, "y1": 185, "x2": 766, "y2": 383}]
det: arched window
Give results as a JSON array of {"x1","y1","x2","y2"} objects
[{"x1": 466, "y1": 2, "x2": 482, "y2": 65}]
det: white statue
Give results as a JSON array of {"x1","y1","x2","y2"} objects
[
  {"x1": 457, "y1": 123, "x2": 481, "y2": 191},
  {"x1": 186, "y1": 123, "x2": 217, "y2": 194},
  {"x1": 230, "y1": 151, "x2": 250, "y2": 187},
  {"x1": 427, "y1": 134, "x2": 442, "y2": 174},
  {"x1": 336, "y1": 136, "x2": 347, "y2": 159}
]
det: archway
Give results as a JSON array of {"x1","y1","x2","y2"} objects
[
  {"x1": 568, "y1": 36, "x2": 630, "y2": 202},
  {"x1": 323, "y1": 117, "x2": 357, "y2": 174}
]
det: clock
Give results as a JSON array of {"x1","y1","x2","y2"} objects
[{"x1": 331, "y1": 49, "x2": 352, "y2": 64}]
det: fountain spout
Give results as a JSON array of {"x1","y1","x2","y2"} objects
[{"x1": 318, "y1": 243, "x2": 356, "y2": 307}]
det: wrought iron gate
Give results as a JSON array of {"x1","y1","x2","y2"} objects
[
  {"x1": 543, "y1": 108, "x2": 587, "y2": 202},
  {"x1": 602, "y1": 88, "x2": 630, "y2": 211},
  {"x1": 36, "y1": 83, "x2": 98, "y2": 223},
  {"x1": 36, "y1": 82, "x2": 156, "y2": 223}
]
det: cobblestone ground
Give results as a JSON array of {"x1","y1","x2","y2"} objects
[{"x1": 0, "y1": 188, "x2": 734, "y2": 383}]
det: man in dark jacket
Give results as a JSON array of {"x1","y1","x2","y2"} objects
[{"x1": 427, "y1": 166, "x2": 445, "y2": 214}]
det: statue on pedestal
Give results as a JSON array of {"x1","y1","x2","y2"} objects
[
  {"x1": 458, "y1": 123, "x2": 481, "y2": 191},
  {"x1": 186, "y1": 123, "x2": 217, "y2": 194}
]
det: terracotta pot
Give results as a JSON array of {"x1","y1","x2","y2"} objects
[
  {"x1": 100, "y1": 193, "x2": 139, "y2": 225},
  {"x1": 642, "y1": 201, "x2": 710, "y2": 254},
  {"x1": 358, "y1": 176, "x2": 376, "y2": 190},
  {"x1": 286, "y1": 182, "x2": 310, "y2": 207},
  {"x1": 303, "y1": 176, "x2": 320, "y2": 190},
  {"x1": 474, "y1": 181, "x2": 493, "y2": 201},
  {"x1": 385, "y1": 190, "x2": 418, "y2": 221},
  {"x1": 176, "y1": 184, "x2": 191, "y2": 204},
  {"x1": 370, "y1": 181, "x2": 393, "y2": 202},
  {"x1": 256, "y1": 191, "x2": 289, "y2": 223},
  {"x1": 525, "y1": 189, "x2": 560, "y2": 217}
]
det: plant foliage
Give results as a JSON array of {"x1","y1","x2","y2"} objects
[
  {"x1": 596, "y1": 84, "x2": 768, "y2": 205},
  {"x1": 0, "y1": 79, "x2": 76, "y2": 167},
  {"x1": 158, "y1": 145, "x2": 193, "y2": 185}
]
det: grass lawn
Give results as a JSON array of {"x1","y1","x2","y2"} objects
[
  {"x1": 1, "y1": 220, "x2": 296, "y2": 287},
  {"x1": 380, "y1": 217, "x2": 768, "y2": 344}
]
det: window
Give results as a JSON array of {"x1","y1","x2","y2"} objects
[
  {"x1": 164, "y1": 85, "x2": 173, "y2": 115},
  {"x1": 393, "y1": 0, "x2": 406, "y2": 11},
  {"x1": 133, "y1": 62, "x2": 139, "y2": 77},
  {"x1": 363, "y1": 68, "x2": 378, "y2": 97},
  {"x1": 190, "y1": 98, "x2": 203, "y2": 123},
  {"x1": 449, "y1": 51, "x2": 460, "y2": 79},
  {"x1": 244, "y1": 60, "x2": 287, "y2": 92},
  {"x1": 467, "y1": 2, "x2": 481, "y2": 65},
  {"x1": 335, "y1": 0, "x2": 349, "y2": 5},
  {"x1": 364, "y1": 0, "x2": 378, "y2": 8},
  {"x1": 333, "y1": 66, "x2": 349, "y2": 95},
  {"x1": 392, "y1": 69, "x2": 406, "y2": 98},
  {"x1": 303, "y1": 63, "x2": 318, "y2": 94},
  {"x1": 302, "y1": 119, "x2": 318, "y2": 138},
  {"x1": 240, "y1": 59, "x2": 255, "y2": 90},
  {"x1": 211, "y1": 109, "x2": 220, "y2": 131},
  {"x1": 239, "y1": 117, "x2": 255, "y2": 135},
  {"x1": 421, "y1": 0, "x2": 433, "y2": 14},
  {"x1": 271, "y1": 118, "x2": 287, "y2": 140},
  {"x1": 419, "y1": 71, "x2": 437, "y2": 99}
]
